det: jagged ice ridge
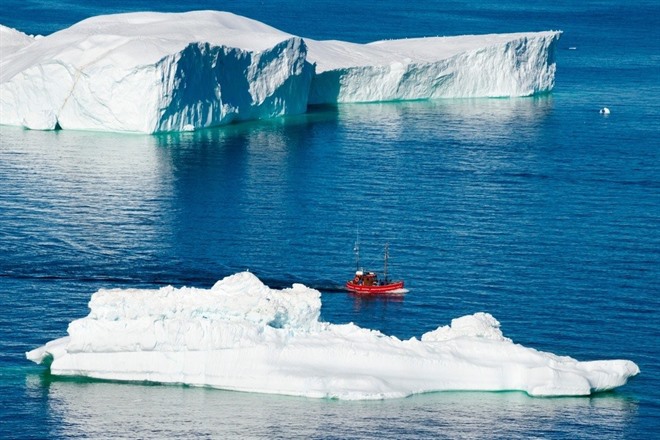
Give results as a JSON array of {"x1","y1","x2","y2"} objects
[
  {"x1": 27, "y1": 272, "x2": 639, "y2": 400},
  {"x1": 1, "y1": 11, "x2": 561, "y2": 133}
]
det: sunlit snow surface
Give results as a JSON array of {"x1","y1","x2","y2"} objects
[
  {"x1": 27, "y1": 272, "x2": 638, "y2": 400},
  {"x1": 1, "y1": 10, "x2": 560, "y2": 133}
]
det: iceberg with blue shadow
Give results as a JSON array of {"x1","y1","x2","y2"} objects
[
  {"x1": 1, "y1": 10, "x2": 560, "y2": 133},
  {"x1": 27, "y1": 272, "x2": 639, "y2": 400}
]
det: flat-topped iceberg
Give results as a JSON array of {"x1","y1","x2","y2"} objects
[
  {"x1": 307, "y1": 31, "x2": 559, "y2": 104},
  {"x1": 27, "y1": 272, "x2": 638, "y2": 400},
  {"x1": 1, "y1": 11, "x2": 560, "y2": 133},
  {"x1": 0, "y1": 11, "x2": 312, "y2": 133}
]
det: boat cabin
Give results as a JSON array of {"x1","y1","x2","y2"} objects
[{"x1": 352, "y1": 270, "x2": 380, "y2": 286}]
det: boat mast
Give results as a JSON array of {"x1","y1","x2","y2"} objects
[
  {"x1": 354, "y1": 230, "x2": 360, "y2": 272},
  {"x1": 383, "y1": 242, "x2": 389, "y2": 283}
]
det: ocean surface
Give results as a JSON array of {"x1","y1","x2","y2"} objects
[{"x1": 1, "y1": 1, "x2": 659, "y2": 438}]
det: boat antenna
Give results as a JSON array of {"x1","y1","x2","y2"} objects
[
  {"x1": 384, "y1": 242, "x2": 389, "y2": 283},
  {"x1": 354, "y1": 229, "x2": 360, "y2": 272}
]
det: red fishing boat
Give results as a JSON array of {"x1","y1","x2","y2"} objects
[{"x1": 346, "y1": 240, "x2": 404, "y2": 294}]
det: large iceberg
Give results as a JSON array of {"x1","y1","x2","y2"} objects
[
  {"x1": 1, "y1": 11, "x2": 560, "y2": 133},
  {"x1": 27, "y1": 272, "x2": 638, "y2": 400},
  {"x1": 306, "y1": 31, "x2": 559, "y2": 104},
  {"x1": 0, "y1": 11, "x2": 312, "y2": 133}
]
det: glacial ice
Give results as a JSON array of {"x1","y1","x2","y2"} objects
[
  {"x1": 1, "y1": 11, "x2": 561, "y2": 133},
  {"x1": 0, "y1": 12, "x2": 312, "y2": 133},
  {"x1": 27, "y1": 272, "x2": 639, "y2": 400},
  {"x1": 306, "y1": 31, "x2": 559, "y2": 104}
]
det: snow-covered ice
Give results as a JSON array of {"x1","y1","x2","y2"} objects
[
  {"x1": 27, "y1": 272, "x2": 639, "y2": 400},
  {"x1": 307, "y1": 31, "x2": 560, "y2": 104},
  {"x1": 0, "y1": 11, "x2": 312, "y2": 133},
  {"x1": 1, "y1": 11, "x2": 561, "y2": 133}
]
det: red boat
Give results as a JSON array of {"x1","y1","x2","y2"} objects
[
  {"x1": 346, "y1": 271, "x2": 405, "y2": 294},
  {"x1": 346, "y1": 241, "x2": 405, "y2": 294}
]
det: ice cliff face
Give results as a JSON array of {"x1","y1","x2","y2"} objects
[
  {"x1": 0, "y1": 11, "x2": 561, "y2": 134},
  {"x1": 155, "y1": 37, "x2": 311, "y2": 132}
]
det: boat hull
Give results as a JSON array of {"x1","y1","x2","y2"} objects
[{"x1": 345, "y1": 280, "x2": 404, "y2": 294}]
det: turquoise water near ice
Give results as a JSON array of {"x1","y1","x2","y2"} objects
[{"x1": 1, "y1": 1, "x2": 659, "y2": 438}]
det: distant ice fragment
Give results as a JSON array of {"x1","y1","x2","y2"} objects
[
  {"x1": 26, "y1": 272, "x2": 639, "y2": 400},
  {"x1": 600, "y1": 107, "x2": 611, "y2": 115}
]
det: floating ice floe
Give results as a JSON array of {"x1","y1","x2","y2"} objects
[
  {"x1": 27, "y1": 272, "x2": 639, "y2": 400},
  {"x1": 1, "y1": 11, "x2": 561, "y2": 133}
]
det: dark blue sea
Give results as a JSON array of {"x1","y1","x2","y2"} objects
[{"x1": 1, "y1": 1, "x2": 659, "y2": 438}]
